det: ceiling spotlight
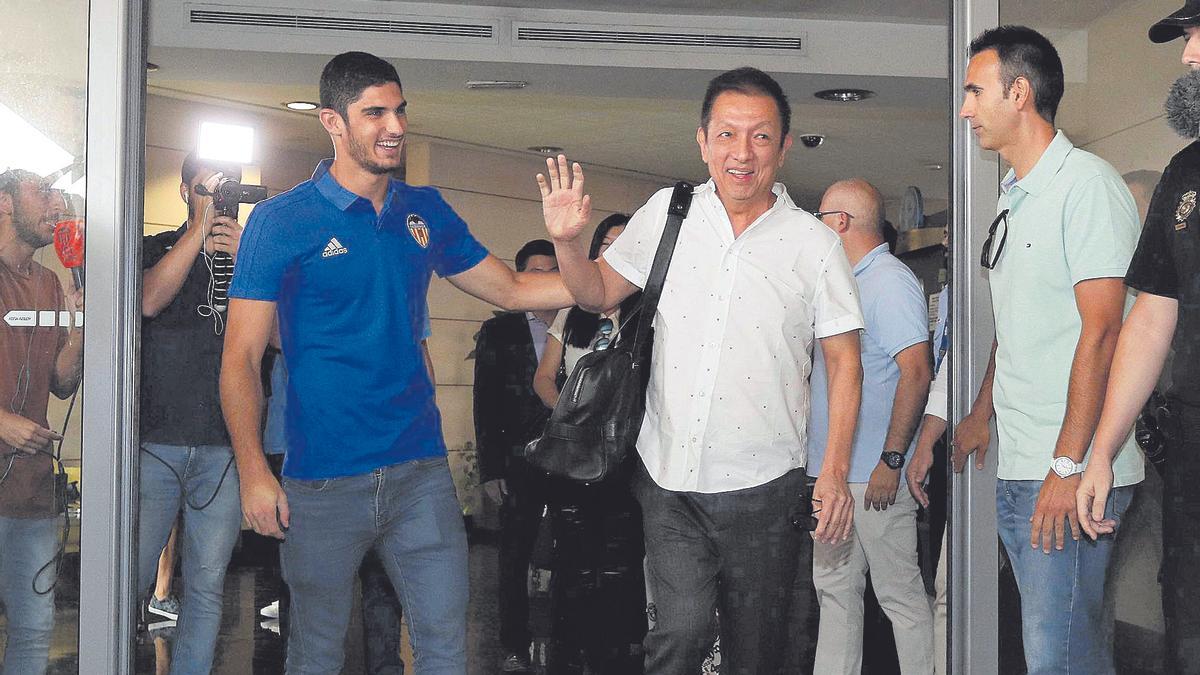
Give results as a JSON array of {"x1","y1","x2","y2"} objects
[
  {"x1": 285, "y1": 101, "x2": 319, "y2": 111},
  {"x1": 146, "y1": 63, "x2": 159, "y2": 72},
  {"x1": 528, "y1": 146, "x2": 565, "y2": 155},
  {"x1": 466, "y1": 80, "x2": 529, "y2": 90},
  {"x1": 814, "y1": 88, "x2": 875, "y2": 102}
]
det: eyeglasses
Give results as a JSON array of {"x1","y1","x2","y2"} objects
[
  {"x1": 813, "y1": 210, "x2": 855, "y2": 221},
  {"x1": 981, "y1": 209, "x2": 1009, "y2": 270},
  {"x1": 592, "y1": 317, "x2": 614, "y2": 351}
]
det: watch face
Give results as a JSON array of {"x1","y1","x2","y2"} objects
[
  {"x1": 1053, "y1": 456, "x2": 1077, "y2": 476},
  {"x1": 883, "y1": 452, "x2": 904, "y2": 470}
]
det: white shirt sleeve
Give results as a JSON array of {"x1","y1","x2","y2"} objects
[
  {"x1": 924, "y1": 356, "x2": 949, "y2": 421},
  {"x1": 547, "y1": 307, "x2": 570, "y2": 342},
  {"x1": 601, "y1": 187, "x2": 674, "y2": 289},
  {"x1": 812, "y1": 239, "x2": 866, "y2": 338}
]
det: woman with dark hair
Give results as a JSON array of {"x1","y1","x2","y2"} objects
[
  {"x1": 533, "y1": 214, "x2": 640, "y2": 402},
  {"x1": 530, "y1": 213, "x2": 647, "y2": 674}
]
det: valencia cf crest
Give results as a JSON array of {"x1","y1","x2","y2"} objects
[
  {"x1": 407, "y1": 214, "x2": 430, "y2": 248},
  {"x1": 1177, "y1": 191, "x2": 1197, "y2": 231}
]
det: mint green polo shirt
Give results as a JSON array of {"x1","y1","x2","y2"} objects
[{"x1": 990, "y1": 131, "x2": 1144, "y2": 487}]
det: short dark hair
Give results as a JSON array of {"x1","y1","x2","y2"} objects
[
  {"x1": 700, "y1": 67, "x2": 791, "y2": 144},
  {"x1": 320, "y1": 51, "x2": 403, "y2": 119},
  {"x1": 181, "y1": 150, "x2": 242, "y2": 186},
  {"x1": 0, "y1": 169, "x2": 43, "y2": 199},
  {"x1": 969, "y1": 25, "x2": 1064, "y2": 124},
  {"x1": 514, "y1": 239, "x2": 555, "y2": 271}
]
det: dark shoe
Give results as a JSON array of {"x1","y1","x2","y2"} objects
[{"x1": 148, "y1": 595, "x2": 180, "y2": 621}]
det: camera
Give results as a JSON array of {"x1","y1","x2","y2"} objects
[
  {"x1": 204, "y1": 176, "x2": 268, "y2": 218},
  {"x1": 798, "y1": 133, "x2": 825, "y2": 149},
  {"x1": 193, "y1": 175, "x2": 268, "y2": 314}
]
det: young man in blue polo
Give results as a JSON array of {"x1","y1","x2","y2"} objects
[{"x1": 220, "y1": 51, "x2": 573, "y2": 674}]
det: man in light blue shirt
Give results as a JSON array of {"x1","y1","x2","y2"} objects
[
  {"x1": 808, "y1": 178, "x2": 934, "y2": 674},
  {"x1": 957, "y1": 27, "x2": 1142, "y2": 674}
]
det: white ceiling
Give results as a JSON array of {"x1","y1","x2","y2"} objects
[
  {"x1": 142, "y1": 0, "x2": 1135, "y2": 210},
  {"x1": 393, "y1": 0, "x2": 1129, "y2": 28}
]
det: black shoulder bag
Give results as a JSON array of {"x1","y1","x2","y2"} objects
[{"x1": 524, "y1": 182, "x2": 693, "y2": 482}]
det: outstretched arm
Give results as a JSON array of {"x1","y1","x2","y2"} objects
[{"x1": 447, "y1": 255, "x2": 574, "y2": 312}]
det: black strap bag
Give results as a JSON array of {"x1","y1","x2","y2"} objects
[{"x1": 524, "y1": 182, "x2": 693, "y2": 482}]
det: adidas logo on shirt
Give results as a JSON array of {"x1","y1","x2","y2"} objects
[{"x1": 322, "y1": 237, "x2": 349, "y2": 258}]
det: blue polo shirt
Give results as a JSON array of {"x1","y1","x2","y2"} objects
[
  {"x1": 807, "y1": 244, "x2": 929, "y2": 483},
  {"x1": 230, "y1": 160, "x2": 488, "y2": 479}
]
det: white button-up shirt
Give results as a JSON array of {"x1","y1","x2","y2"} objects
[{"x1": 603, "y1": 180, "x2": 864, "y2": 493}]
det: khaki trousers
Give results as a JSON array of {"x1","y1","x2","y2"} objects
[{"x1": 812, "y1": 482, "x2": 935, "y2": 674}]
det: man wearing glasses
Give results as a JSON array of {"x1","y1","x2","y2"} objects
[
  {"x1": 1077, "y1": 4, "x2": 1200, "y2": 672},
  {"x1": 808, "y1": 179, "x2": 934, "y2": 674},
  {"x1": 956, "y1": 25, "x2": 1142, "y2": 674}
]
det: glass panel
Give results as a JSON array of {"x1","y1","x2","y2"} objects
[
  {"x1": 141, "y1": 5, "x2": 951, "y2": 673},
  {"x1": 0, "y1": 0, "x2": 90, "y2": 671}
]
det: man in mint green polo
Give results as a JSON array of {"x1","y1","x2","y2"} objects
[{"x1": 954, "y1": 26, "x2": 1143, "y2": 674}]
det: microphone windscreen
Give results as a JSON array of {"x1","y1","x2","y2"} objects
[
  {"x1": 1165, "y1": 70, "x2": 1200, "y2": 139},
  {"x1": 53, "y1": 219, "x2": 85, "y2": 269}
]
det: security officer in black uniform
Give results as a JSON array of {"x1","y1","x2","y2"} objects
[{"x1": 1076, "y1": 4, "x2": 1200, "y2": 672}]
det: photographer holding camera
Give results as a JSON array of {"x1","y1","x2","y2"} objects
[{"x1": 137, "y1": 150, "x2": 255, "y2": 674}]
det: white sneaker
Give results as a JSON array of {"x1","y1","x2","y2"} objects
[
  {"x1": 260, "y1": 618, "x2": 280, "y2": 635},
  {"x1": 259, "y1": 600, "x2": 280, "y2": 619}
]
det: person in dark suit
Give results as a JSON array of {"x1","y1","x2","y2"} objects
[{"x1": 473, "y1": 239, "x2": 558, "y2": 673}]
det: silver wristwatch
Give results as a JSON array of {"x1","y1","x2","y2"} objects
[{"x1": 1050, "y1": 456, "x2": 1084, "y2": 478}]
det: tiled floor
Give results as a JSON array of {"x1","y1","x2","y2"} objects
[
  {"x1": 132, "y1": 529, "x2": 508, "y2": 674},
  {"x1": 6, "y1": 509, "x2": 1170, "y2": 674}
]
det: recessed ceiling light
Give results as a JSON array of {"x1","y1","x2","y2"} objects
[
  {"x1": 146, "y1": 63, "x2": 159, "y2": 72},
  {"x1": 284, "y1": 101, "x2": 319, "y2": 111},
  {"x1": 466, "y1": 80, "x2": 529, "y2": 90},
  {"x1": 814, "y1": 88, "x2": 875, "y2": 102},
  {"x1": 528, "y1": 146, "x2": 564, "y2": 155}
]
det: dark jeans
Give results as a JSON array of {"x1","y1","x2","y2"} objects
[
  {"x1": 360, "y1": 550, "x2": 404, "y2": 675},
  {"x1": 498, "y1": 461, "x2": 551, "y2": 656},
  {"x1": 547, "y1": 462, "x2": 646, "y2": 674},
  {"x1": 1163, "y1": 401, "x2": 1200, "y2": 674},
  {"x1": 632, "y1": 462, "x2": 808, "y2": 675}
]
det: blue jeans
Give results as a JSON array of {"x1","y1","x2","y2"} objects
[
  {"x1": 0, "y1": 515, "x2": 57, "y2": 675},
  {"x1": 137, "y1": 444, "x2": 242, "y2": 675},
  {"x1": 280, "y1": 456, "x2": 468, "y2": 675},
  {"x1": 359, "y1": 549, "x2": 404, "y2": 675},
  {"x1": 996, "y1": 479, "x2": 1133, "y2": 675}
]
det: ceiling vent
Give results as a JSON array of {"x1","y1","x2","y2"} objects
[
  {"x1": 513, "y1": 22, "x2": 803, "y2": 53},
  {"x1": 188, "y1": 7, "x2": 495, "y2": 41}
]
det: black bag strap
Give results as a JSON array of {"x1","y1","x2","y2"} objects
[{"x1": 630, "y1": 181, "x2": 693, "y2": 353}]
